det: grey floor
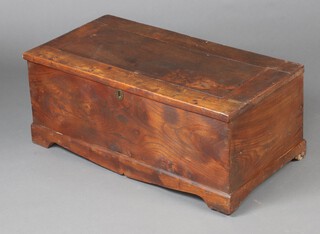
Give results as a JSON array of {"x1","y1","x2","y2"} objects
[{"x1": 1, "y1": 1, "x2": 320, "y2": 233}]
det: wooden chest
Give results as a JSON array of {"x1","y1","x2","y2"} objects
[{"x1": 23, "y1": 15, "x2": 306, "y2": 214}]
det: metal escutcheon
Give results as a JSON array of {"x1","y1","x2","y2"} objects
[{"x1": 115, "y1": 89, "x2": 124, "y2": 101}]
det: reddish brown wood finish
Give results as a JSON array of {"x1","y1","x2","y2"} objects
[{"x1": 23, "y1": 15, "x2": 306, "y2": 214}]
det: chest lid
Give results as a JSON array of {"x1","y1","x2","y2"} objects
[{"x1": 23, "y1": 15, "x2": 303, "y2": 122}]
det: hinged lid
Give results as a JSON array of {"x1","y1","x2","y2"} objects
[{"x1": 23, "y1": 15, "x2": 303, "y2": 122}]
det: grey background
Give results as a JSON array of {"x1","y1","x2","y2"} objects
[{"x1": 1, "y1": 0, "x2": 319, "y2": 233}]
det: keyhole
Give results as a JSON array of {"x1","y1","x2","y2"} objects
[{"x1": 115, "y1": 90, "x2": 124, "y2": 100}]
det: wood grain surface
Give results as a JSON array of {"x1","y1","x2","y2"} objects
[
  {"x1": 23, "y1": 15, "x2": 306, "y2": 214},
  {"x1": 23, "y1": 15, "x2": 303, "y2": 122},
  {"x1": 29, "y1": 63, "x2": 230, "y2": 191},
  {"x1": 230, "y1": 74, "x2": 304, "y2": 191}
]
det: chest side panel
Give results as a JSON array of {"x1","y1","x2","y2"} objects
[
  {"x1": 230, "y1": 74, "x2": 304, "y2": 192},
  {"x1": 28, "y1": 63, "x2": 230, "y2": 192}
]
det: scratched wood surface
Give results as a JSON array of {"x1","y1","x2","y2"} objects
[
  {"x1": 29, "y1": 63, "x2": 230, "y2": 192},
  {"x1": 23, "y1": 15, "x2": 303, "y2": 122},
  {"x1": 23, "y1": 15, "x2": 306, "y2": 214}
]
